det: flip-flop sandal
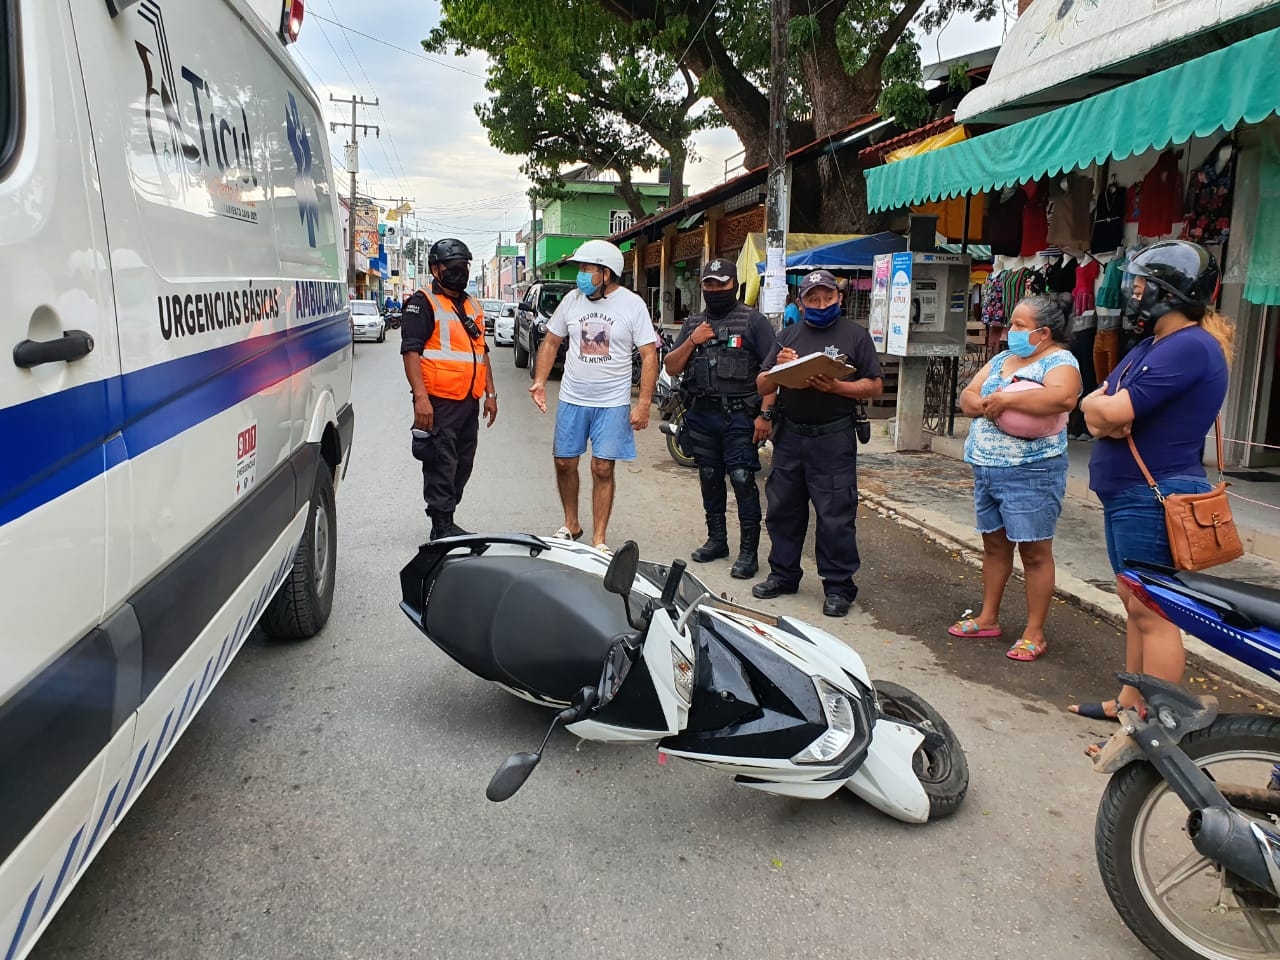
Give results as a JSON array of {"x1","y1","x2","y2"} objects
[
  {"x1": 1069, "y1": 701, "x2": 1119, "y2": 721},
  {"x1": 1006, "y1": 637, "x2": 1047, "y2": 661},
  {"x1": 947, "y1": 617, "x2": 1002, "y2": 639},
  {"x1": 1084, "y1": 740, "x2": 1107, "y2": 759},
  {"x1": 553, "y1": 526, "x2": 583, "y2": 541}
]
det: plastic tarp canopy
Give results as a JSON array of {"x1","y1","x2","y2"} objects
[
  {"x1": 736, "y1": 232, "x2": 854, "y2": 306},
  {"x1": 755, "y1": 231, "x2": 908, "y2": 273}
]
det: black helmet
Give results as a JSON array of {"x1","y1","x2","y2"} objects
[
  {"x1": 428, "y1": 238, "x2": 471, "y2": 265},
  {"x1": 1125, "y1": 240, "x2": 1219, "y2": 327}
]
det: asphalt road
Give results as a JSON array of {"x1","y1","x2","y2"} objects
[{"x1": 30, "y1": 336, "x2": 1274, "y2": 960}]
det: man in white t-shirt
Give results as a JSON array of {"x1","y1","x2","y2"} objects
[{"x1": 529, "y1": 239, "x2": 658, "y2": 551}]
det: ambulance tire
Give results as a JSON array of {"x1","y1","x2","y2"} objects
[{"x1": 262, "y1": 461, "x2": 337, "y2": 640}]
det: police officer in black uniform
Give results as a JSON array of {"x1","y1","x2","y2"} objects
[
  {"x1": 664, "y1": 259, "x2": 776, "y2": 578},
  {"x1": 752, "y1": 270, "x2": 883, "y2": 617}
]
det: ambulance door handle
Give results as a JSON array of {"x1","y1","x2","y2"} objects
[{"x1": 13, "y1": 330, "x2": 96, "y2": 368}]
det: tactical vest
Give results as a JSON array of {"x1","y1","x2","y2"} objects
[
  {"x1": 418, "y1": 290, "x2": 486, "y2": 401},
  {"x1": 685, "y1": 303, "x2": 760, "y2": 398}
]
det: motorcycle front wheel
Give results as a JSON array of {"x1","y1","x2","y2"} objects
[
  {"x1": 872, "y1": 680, "x2": 968, "y2": 820},
  {"x1": 1095, "y1": 713, "x2": 1280, "y2": 960},
  {"x1": 665, "y1": 411, "x2": 697, "y2": 469}
]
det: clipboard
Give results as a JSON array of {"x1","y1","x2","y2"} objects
[{"x1": 763, "y1": 351, "x2": 858, "y2": 389}]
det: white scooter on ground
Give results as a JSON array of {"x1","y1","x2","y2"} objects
[{"x1": 399, "y1": 537, "x2": 968, "y2": 822}]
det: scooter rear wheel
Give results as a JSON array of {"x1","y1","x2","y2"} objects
[
  {"x1": 1095, "y1": 714, "x2": 1280, "y2": 960},
  {"x1": 665, "y1": 411, "x2": 697, "y2": 469},
  {"x1": 873, "y1": 680, "x2": 969, "y2": 820}
]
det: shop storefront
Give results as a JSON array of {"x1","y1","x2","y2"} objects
[{"x1": 866, "y1": 15, "x2": 1280, "y2": 467}]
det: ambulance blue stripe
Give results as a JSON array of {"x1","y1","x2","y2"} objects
[
  {"x1": 0, "y1": 314, "x2": 350, "y2": 528},
  {"x1": 39, "y1": 828, "x2": 84, "y2": 923},
  {"x1": 4, "y1": 880, "x2": 40, "y2": 960},
  {"x1": 143, "y1": 710, "x2": 175, "y2": 781},
  {"x1": 79, "y1": 782, "x2": 119, "y2": 871},
  {"x1": 113, "y1": 745, "x2": 150, "y2": 825}
]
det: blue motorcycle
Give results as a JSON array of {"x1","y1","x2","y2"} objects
[{"x1": 1094, "y1": 562, "x2": 1280, "y2": 959}]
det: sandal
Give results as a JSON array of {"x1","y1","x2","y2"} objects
[
  {"x1": 552, "y1": 525, "x2": 583, "y2": 541},
  {"x1": 947, "y1": 617, "x2": 1002, "y2": 639},
  {"x1": 1084, "y1": 740, "x2": 1107, "y2": 759},
  {"x1": 1006, "y1": 637, "x2": 1047, "y2": 661},
  {"x1": 1069, "y1": 701, "x2": 1119, "y2": 721}
]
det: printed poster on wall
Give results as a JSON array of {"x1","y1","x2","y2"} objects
[
  {"x1": 869, "y1": 254, "x2": 891, "y2": 352},
  {"x1": 886, "y1": 252, "x2": 913, "y2": 356}
]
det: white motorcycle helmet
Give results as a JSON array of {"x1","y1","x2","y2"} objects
[{"x1": 571, "y1": 238, "x2": 625, "y2": 281}]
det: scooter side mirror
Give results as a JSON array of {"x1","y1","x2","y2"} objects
[
  {"x1": 603, "y1": 541, "x2": 640, "y2": 596},
  {"x1": 485, "y1": 752, "x2": 541, "y2": 802}
]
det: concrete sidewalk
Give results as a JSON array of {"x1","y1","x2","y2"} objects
[{"x1": 853, "y1": 427, "x2": 1280, "y2": 692}]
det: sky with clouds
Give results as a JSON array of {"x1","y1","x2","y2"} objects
[{"x1": 289, "y1": 1, "x2": 1011, "y2": 263}]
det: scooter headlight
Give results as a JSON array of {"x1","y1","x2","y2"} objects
[
  {"x1": 792, "y1": 678, "x2": 856, "y2": 764},
  {"x1": 671, "y1": 645, "x2": 695, "y2": 705}
]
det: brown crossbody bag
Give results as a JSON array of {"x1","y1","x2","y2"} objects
[{"x1": 1126, "y1": 420, "x2": 1243, "y2": 571}]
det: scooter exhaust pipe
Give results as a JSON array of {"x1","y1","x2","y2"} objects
[
  {"x1": 1187, "y1": 806, "x2": 1280, "y2": 896},
  {"x1": 659, "y1": 422, "x2": 679, "y2": 437}
]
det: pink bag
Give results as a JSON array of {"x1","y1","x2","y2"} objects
[{"x1": 994, "y1": 379, "x2": 1068, "y2": 440}]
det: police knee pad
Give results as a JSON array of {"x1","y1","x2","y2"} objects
[
  {"x1": 699, "y1": 465, "x2": 722, "y2": 484},
  {"x1": 728, "y1": 467, "x2": 756, "y2": 491}
]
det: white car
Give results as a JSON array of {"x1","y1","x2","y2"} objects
[
  {"x1": 351, "y1": 300, "x2": 386, "y2": 342},
  {"x1": 480, "y1": 299, "x2": 505, "y2": 336},
  {"x1": 493, "y1": 303, "x2": 516, "y2": 345}
]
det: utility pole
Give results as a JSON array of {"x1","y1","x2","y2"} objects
[
  {"x1": 329, "y1": 94, "x2": 379, "y2": 299},
  {"x1": 762, "y1": 0, "x2": 790, "y2": 329},
  {"x1": 530, "y1": 194, "x2": 539, "y2": 283}
]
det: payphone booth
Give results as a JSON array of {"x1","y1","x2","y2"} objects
[{"x1": 869, "y1": 251, "x2": 971, "y2": 451}]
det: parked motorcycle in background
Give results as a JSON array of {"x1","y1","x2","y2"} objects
[{"x1": 1092, "y1": 562, "x2": 1280, "y2": 959}]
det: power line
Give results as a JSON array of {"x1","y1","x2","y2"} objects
[{"x1": 307, "y1": 12, "x2": 489, "y2": 81}]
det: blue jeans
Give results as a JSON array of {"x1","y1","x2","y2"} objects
[
  {"x1": 971, "y1": 456, "x2": 1069, "y2": 543},
  {"x1": 1100, "y1": 476, "x2": 1213, "y2": 574}
]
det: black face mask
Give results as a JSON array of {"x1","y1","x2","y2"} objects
[
  {"x1": 703, "y1": 289, "x2": 738, "y2": 317},
  {"x1": 439, "y1": 264, "x2": 470, "y2": 291}
]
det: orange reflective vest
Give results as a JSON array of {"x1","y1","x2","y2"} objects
[{"x1": 418, "y1": 290, "x2": 487, "y2": 401}]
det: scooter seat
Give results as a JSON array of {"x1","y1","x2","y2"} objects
[
  {"x1": 423, "y1": 553, "x2": 635, "y2": 702},
  {"x1": 1176, "y1": 570, "x2": 1280, "y2": 632}
]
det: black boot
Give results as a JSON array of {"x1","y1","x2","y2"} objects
[
  {"x1": 691, "y1": 514, "x2": 730, "y2": 562},
  {"x1": 731, "y1": 523, "x2": 759, "y2": 579},
  {"x1": 429, "y1": 511, "x2": 471, "y2": 540}
]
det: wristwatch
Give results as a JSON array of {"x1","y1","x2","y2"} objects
[
  {"x1": 759, "y1": 408, "x2": 775, "y2": 422},
  {"x1": 486, "y1": 392, "x2": 498, "y2": 399}
]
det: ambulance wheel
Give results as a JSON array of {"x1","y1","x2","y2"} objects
[{"x1": 262, "y1": 462, "x2": 336, "y2": 639}]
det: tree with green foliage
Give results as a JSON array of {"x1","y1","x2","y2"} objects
[{"x1": 426, "y1": 2, "x2": 709, "y2": 214}]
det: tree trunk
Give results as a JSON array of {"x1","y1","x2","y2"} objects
[
  {"x1": 610, "y1": 171, "x2": 649, "y2": 220},
  {"x1": 793, "y1": 1, "x2": 877, "y2": 138},
  {"x1": 665, "y1": 142, "x2": 687, "y2": 207}
]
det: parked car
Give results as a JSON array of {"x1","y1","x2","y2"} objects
[
  {"x1": 480, "y1": 299, "x2": 505, "y2": 336},
  {"x1": 351, "y1": 299, "x2": 386, "y2": 342},
  {"x1": 514, "y1": 281, "x2": 573, "y2": 376},
  {"x1": 493, "y1": 303, "x2": 517, "y2": 346}
]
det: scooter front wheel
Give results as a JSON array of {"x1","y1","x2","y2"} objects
[
  {"x1": 665, "y1": 411, "x2": 697, "y2": 469},
  {"x1": 873, "y1": 680, "x2": 969, "y2": 820},
  {"x1": 1095, "y1": 714, "x2": 1280, "y2": 960}
]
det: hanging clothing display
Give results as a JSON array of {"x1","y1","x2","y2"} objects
[
  {"x1": 916, "y1": 194, "x2": 986, "y2": 242},
  {"x1": 1019, "y1": 181, "x2": 1050, "y2": 258},
  {"x1": 1046, "y1": 174, "x2": 1093, "y2": 251},
  {"x1": 1245, "y1": 129, "x2": 1280, "y2": 306},
  {"x1": 1181, "y1": 136, "x2": 1236, "y2": 246},
  {"x1": 1073, "y1": 257, "x2": 1101, "y2": 316},
  {"x1": 1045, "y1": 255, "x2": 1078, "y2": 294},
  {"x1": 981, "y1": 272, "x2": 1008, "y2": 326},
  {"x1": 1138, "y1": 150, "x2": 1184, "y2": 237},
  {"x1": 1125, "y1": 182, "x2": 1140, "y2": 223},
  {"x1": 1000, "y1": 266, "x2": 1048, "y2": 319},
  {"x1": 986, "y1": 185, "x2": 1025, "y2": 257},
  {"x1": 1091, "y1": 181, "x2": 1126, "y2": 253}
]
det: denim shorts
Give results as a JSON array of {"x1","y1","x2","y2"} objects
[
  {"x1": 554, "y1": 401, "x2": 636, "y2": 461},
  {"x1": 972, "y1": 456, "x2": 1069, "y2": 543},
  {"x1": 1100, "y1": 476, "x2": 1212, "y2": 574}
]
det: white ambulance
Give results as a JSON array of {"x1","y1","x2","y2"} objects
[{"x1": 0, "y1": 1, "x2": 353, "y2": 956}]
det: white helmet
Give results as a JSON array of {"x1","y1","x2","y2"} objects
[{"x1": 571, "y1": 239, "x2": 625, "y2": 279}]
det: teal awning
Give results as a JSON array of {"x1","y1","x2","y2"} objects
[{"x1": 866, "y1": 25, "x2": 1280, "y2": 213}]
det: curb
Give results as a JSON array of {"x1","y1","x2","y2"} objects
[{"x1": 859, "y1": 486, "x2": 1280, "y2": 697}]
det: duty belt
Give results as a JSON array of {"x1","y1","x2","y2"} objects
[
  {"x1": 781, "y1": 415, "x2": 855, "y2": 437},
  {"x1": 689, "y1": 394, "x2": 758, "y2": 413}
]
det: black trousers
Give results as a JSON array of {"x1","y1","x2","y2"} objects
[
  {"x1": 1067, "y1": 325, "x2": 1097, "y2": 436},
  {"x1": 415, "y1": 395, "x2": 479, "y2": 515},
  {"x1": 765, "y1": 423, "x2": 861, "y2": 600},
  {"x1": 684, "y1": 402, "x2": 761, "y2": 522}
]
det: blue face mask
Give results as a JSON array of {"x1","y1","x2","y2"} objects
[
  {"x1": 576, "y1": 271, "x2": 600, "y2": 297},
  {"x1": 803, "y1": 302, "x2": 842, "y2": 328},
  {"x1": 1007, "y1": 328, "x2": 1042, "y2": 358}
]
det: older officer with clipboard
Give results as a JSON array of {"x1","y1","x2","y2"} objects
[{"x1": 752, "y1": 270, "x2": 884, "y2": 617}]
